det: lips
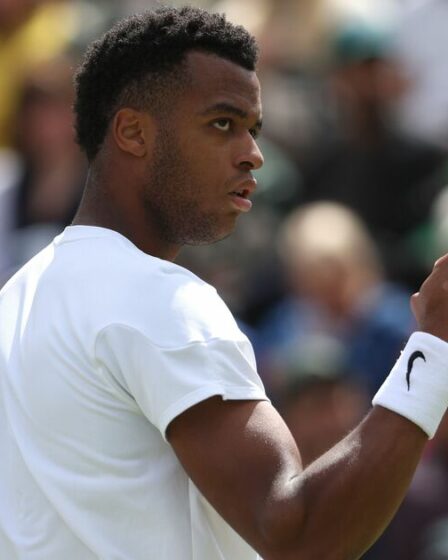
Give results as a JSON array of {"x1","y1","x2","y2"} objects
[
  {"x1": 230, "y1": 187, "x2": 250, "y2": 199},
  {"x1": 228, "y1": 176, "x2": 257, "y2": 198},
  {"x1": 229, "y1": 192, "x2": 253, "y2": 212},
  {"x1": 227, "y1": 176, "x2": 256, "y2": 212}
]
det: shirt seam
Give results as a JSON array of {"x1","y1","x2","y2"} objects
[{"x1": 94, "y1": 322, "x2": 249, "y2": 355}]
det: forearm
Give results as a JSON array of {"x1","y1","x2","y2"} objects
[
  {"x1": 262, "y1": 332, "x2": 448, "y2": 559},
  {"x1": 282, "y1": 406, "x2": 426, "y2": 560}
]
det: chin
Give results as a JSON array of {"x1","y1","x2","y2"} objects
[
  {"x1": 184, "y1": 227, "x2": 235, "y2": 246},
  {"x1": 179, "y1": 214, "x2": 238, "y2": 246}
]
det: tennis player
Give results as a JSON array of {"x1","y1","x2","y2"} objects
[{"x1": 2, "y1": 7, "x2": 448, "y2": 559}]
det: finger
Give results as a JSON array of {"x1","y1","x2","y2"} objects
[
  {"x1": 410, "y1": 292, "x2": 420, "y2": 320},
  {"x1": 434, "y1": 253, "x2": 448, "y2": 269}
]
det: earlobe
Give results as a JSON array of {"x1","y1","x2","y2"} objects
[{"x1": 113, "y1": 108, "x2": 154, "y2": 157}]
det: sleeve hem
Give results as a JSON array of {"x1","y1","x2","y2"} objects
[{"x1": 160, "y1": 384, "x2": 269, "y2": 442}]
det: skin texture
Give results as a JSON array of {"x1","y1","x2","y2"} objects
[{"x1": 74, "y1": 50, "x2": 448, "y2": 559}]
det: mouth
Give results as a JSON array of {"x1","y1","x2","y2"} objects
[
  {"x1": 229, "y1": 187, "x2": 251, "y2": 199},
  {"x1": 228, "y1": 181, "x2": 255, "y2": 213},
  {"x1": 227, "y1": 176, "x2": 257, "y2": 209}
]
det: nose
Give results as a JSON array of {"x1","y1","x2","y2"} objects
[{"x1": 235, "y1": 135, "x2": 264, "y2": 171}]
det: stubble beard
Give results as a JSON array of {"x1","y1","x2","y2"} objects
[{"x1": 142, "y1": 128, "x2": 233, "y2": 246}]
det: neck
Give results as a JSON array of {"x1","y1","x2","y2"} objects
[{"x1": 72, "y1": 170, "x2": 181, "y2": 262}]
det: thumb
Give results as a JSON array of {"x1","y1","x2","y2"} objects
[
  {"x1": 434, "y1": 253, "x2": 448, "y2": 269},
  {"x1": 410, "y1": 292, "x2": 420, "y2": 322}
]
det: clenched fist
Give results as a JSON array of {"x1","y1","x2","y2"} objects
[{"x1": 411, "y1": 254, "x2": 448, "y2": 342}]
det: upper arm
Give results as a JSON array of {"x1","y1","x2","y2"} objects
[{"x1": 167, "y1": 396, "x2": 304, "y2": 558}]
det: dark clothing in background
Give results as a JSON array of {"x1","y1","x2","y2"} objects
[
  {"x1": 301, "y1": 131, "x2": 447, "y2": 288},
  {"x1": 365, "y1": 451, "x2": 448, "y2": 560}
]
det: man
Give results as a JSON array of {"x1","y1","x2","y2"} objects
[{"x1": 1, "y1": 6, "x2": 448, "y2": 559}]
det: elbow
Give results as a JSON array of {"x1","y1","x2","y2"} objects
[
  {"x1": 255, "y1": 492, "x2": 308, "y2": 560},
  {"x1": 256, "y1": 495, "x2": 359, "y2": 560}
]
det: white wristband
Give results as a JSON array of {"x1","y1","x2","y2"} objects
[{"x1": 372, "y1": 332, "x2": 448, "y2": 439}]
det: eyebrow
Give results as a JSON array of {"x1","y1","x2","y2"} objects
[{"x1": 200, "y1": 102, "x2": 263, "y2": 130}]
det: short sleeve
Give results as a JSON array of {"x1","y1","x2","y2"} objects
[{"x1": 95, "y1": 324, "x2": 268, "y2": 440}]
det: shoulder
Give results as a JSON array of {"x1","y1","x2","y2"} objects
[
  {"x1": 140, "y1": 256, "x2": 239, "y2": 336},
  {"x1": 126, "y1": 258, "x2": 243, "y2": 347},
  {"x1": 74, "y1": 239, "x2": 243, "y2": 348},
  {"x1": 39, "y1": 227, "x2": 245, "y2": 348}
]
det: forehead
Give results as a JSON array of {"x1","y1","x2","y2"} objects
[{"x1": 180, "y1": 51, "x2": 262, "y2": 116}]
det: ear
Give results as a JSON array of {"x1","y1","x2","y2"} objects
[{"x1": 112, "y1": 108, "x2": 155, "y2": 157}]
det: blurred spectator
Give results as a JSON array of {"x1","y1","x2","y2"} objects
[
  {"x1": 257, "y1": 202, "x2": 415, "y2": 397},
  {"x1": 218, "y1": 0, "x2": 395, "y2": 69},
  {"x1": 0, "y1": 0, "x2": 77, "y2": 147},
  {"x1": 270, "y1": 334, "x2": 369, "y2": 467},
  {"x1": 299, "y1": 19, "x2": 447, "y2": 288},
  {"x1": 0, "y1": 55, "x2": 86, "y2": 284}
]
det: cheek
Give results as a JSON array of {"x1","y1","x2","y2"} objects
[
  {"x1": 184, "y1": 154, "x2": 226, "y2": 198},
  {"x1": 169, "y1": 133, "x2": 232, "y2": 207},
  {"x1": 182, "y1": 132, "x2": 232, "y2": 174}
]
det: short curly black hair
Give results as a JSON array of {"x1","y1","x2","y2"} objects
[{"x1": 74, "y1": 6, "x2": 258, "y2": 161}]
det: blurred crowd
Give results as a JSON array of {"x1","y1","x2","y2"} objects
[{"x1": 2, "y1": 1, "x2": 448, "y2": 558}]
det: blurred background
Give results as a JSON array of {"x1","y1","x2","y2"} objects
[{"x1": 2, "y1": 0, "x2": 448, "y2": 557}]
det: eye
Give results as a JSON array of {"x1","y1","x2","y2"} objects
[{"x1": 213, "y1": 119, "x2": 231, "y2": 132}]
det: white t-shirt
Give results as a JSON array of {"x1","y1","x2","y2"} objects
[{"x1": 0, "y1": 226, "x2": 267, "y2": 559}]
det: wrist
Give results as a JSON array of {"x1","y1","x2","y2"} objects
[{"x1": 372, "y1": 331, "x2": 448, "y2": 439}]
